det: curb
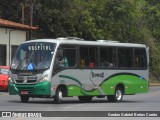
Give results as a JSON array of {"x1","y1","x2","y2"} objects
[{"x1": 149, "y1": 84, "x2": 160, "y2": 86}]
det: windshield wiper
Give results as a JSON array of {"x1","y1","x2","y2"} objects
[
  {"x1": 16, "y1": 42, "x2": 38, "y2": 70},
  {"x1": 16, "y1": 56, "x2": 27, "y2": 70},
  {"x1": 26, "y1": 42, "x2": 38, "y2": 66}
]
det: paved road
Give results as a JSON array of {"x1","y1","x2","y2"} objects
[{"x1": 0, "y1": 86, "x2": 160, "y2": 120}]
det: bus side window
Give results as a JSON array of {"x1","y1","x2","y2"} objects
[
  {"x1": 118, "y1": 48, "x2": 126, "y2": 68},
  {"x1": 134, "y1": 48, "x2": 147, "y2": 69},
  {"x1": 54, "y1": 47, "x2": 76, "y2": 74},
  {"x1": 80, "y1": 47, "x2": 89, "y2": 67},
  {"x1": 79, "y1": 46, "x2": 98, "y2": 68},
  {"x1": 89, "y1": 47, "x2": 98, "y2": 68},
  {"x1": 80, "y1": 58, "x2": 86, "y2": 67},
  {"x1": 67, "y1": 49, "x2": 76, "y2": 67},
  {"x1": 134, "y1": 49, "x2": 141, "y2": 68},
  {"x1": 117, "y1": 48, "x2": 134, "y2": 68},
  {"x1": 126, "y1": 48, "x2": 134, "y2": 68},
  {"x1": 100, "y1": 47, "x2": 116, "y2": 68},
  {"x1": 141, "y1": 49, "x2": 147, "y2": 68}
]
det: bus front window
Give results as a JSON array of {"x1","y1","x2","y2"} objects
[{"x1": 11, "y1": 42, "x2": 56, "y2": 70}]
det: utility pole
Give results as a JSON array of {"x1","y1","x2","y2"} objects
[
  {"x1": 30, "y1": 0, "x2": 33, "y2": 27},
  {"x1": 21, "y1": 2, "x2": 25, "y2": 24},
  {"x1": 30, "y1": 0, "x2": 33, "y2": 39},
  {"x1": 21, "y1": 0, "x2": 34, "y2": 40}
]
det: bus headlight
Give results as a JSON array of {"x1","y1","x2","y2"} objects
[
  {"x1": 8, "y1": 77, "x2": 14, "y2": 83},
  {"x1": 39, "y1": 75, "x2": 48, "y2": 83}
]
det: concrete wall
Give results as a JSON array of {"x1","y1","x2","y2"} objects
[{"x1": 0, "y1": 28, "x2": 27, "y2": 65}]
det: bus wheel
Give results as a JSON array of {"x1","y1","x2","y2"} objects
[
  {"x1": 54, "y1": 89, "x2": 63, "y2": 104},
  {"x1": 107, "y1": 87, "x2": 123, "y2": 102},
  {"x1": 20, "y1": 95, "x2": 29, "y2": 103},
  {"x1": 78, "y1": 96, "x2": 92, "y2": 103}
]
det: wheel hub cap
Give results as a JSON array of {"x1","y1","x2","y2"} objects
[
  {"x1": 59, "y1": 91, "x2": 62, "y2": 100},
  {"x1": 116, "y1": 90, "x2": 122, "y2": 100}
]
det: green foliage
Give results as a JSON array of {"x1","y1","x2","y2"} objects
[
  {"x1": 0, "y1": 0, "x2": 21, "y2": 22},
  {"x1": 0, "y1": 0, "x2": 160, "y2": 80}
]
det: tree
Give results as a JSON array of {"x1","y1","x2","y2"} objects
[
  {"x1": 0, "y1": 0, "x2": 21, "y2": 22},
  {"x1": 1, "y1": 0, "x2": 160, "y2": 80}
]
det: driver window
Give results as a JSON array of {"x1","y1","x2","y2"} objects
[{"x1": 54, "y1": 45, "x2": 77, "y2": 72}]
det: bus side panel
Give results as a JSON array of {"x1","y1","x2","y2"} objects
[
  {"x1": 100, "y1": 74, "x2": 148, "y2": 95},
  {"x1": 51, "y1": 69, "x2": 148, "y2": 97},
  {"x1": 67, "y1": 85, "x2": 101, "y2": 96},
  {"x1": 52, "y1": 70, "x2": 102, "y2": 97}
]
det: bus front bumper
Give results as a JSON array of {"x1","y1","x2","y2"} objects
[{"x1": 8, "y1": 81, "x2": 51, "y2": 96}]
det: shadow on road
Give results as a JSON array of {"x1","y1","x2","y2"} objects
[
  {"x1": 7, "y1": 99, "x2": 144, "y2": 104},
  {"x1": 0, "y1": 90, "x2": 8, "y2": 92}
]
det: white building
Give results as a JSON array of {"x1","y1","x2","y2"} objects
[{"x1": 0, "y1": 19, "x2": 37, "y2": 66}]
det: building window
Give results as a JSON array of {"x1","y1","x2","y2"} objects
[
  {"x1": 0, "y1": 45, "x2": 6, "y2": 65},
  {"x1": 11, "y1": 45, "x2": 19, "y2": 62}
]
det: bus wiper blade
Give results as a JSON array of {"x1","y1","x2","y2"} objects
[{"x1": 16, "y1": 56, "x2": 26, "y2": 70}]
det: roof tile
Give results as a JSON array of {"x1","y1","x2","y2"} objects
[{"x1": 0, "y1": 19, "x2": 38, "y2": 30}]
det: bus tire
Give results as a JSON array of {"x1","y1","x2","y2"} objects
[
  {"x1": 78, "y1": 96, "x2": 92, "y2": 103},
  {"x1": 54, "y1": 89, "x2": 63, "y2": 104},
  {"x1": 107, "y1": 87, "x2": 123, "y2": 102},
  {"x1": 20, "y1": 95, "x2": 29, "y2": 103}
]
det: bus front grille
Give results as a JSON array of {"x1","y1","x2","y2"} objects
[{"x1": 16, "y1": 75, "x2": 37, "y2": 84}]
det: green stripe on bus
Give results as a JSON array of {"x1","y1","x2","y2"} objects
[{"x1": 59, "y1": 75, "x2": 82, "y2": 86}]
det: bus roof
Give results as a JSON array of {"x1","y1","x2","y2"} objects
[{"x1": 23, "y1": 38, "x2": 146, "y2": 48}]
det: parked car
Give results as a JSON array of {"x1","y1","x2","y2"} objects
[{"x1": 0, "y1": 66, "x2": 10, "y2": 91}]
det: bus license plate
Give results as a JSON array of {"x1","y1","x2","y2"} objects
[{"x1": 21, "y1": 91, "x2": 28, "y2": 95}]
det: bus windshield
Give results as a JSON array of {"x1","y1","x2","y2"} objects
[{"x1": 11, "y1": 42, "x2": 56, "y2": 70}]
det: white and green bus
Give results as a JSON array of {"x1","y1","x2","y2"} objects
[{"x1": 9, "y1": 37, "x2": 149, "y2": 103}]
